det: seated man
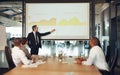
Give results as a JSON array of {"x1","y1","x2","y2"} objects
[
  {"x1": 77, "y1": 37, "x2": 109, "y2": 75},
  {"x1": 11, "y1": 38, "x2": 33, "y2": 66}
]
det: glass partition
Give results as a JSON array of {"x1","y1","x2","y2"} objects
[
  {"x1": 37, "y1": 40, "x2": 90, "y2": 57},
  {"x1": 0, "y1": 1, "x2": 22, "y2": 48}
]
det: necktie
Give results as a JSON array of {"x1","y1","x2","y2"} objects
[
  {"x1": 35, "y1": 33, "x2": 39, "y2": 45},
  {"x1": 34, "y1": 32, "x2": 37, "y2": 45}
]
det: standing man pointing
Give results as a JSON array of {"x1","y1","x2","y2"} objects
[{"x1": 27, "y1": 25, "x2": 55, "y2": 55}]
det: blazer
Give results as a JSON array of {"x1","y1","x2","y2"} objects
[
  {"x1": 21, "y1": 45, "x2": 31, "y2": 59},
  {"x1": 27, "y1": 31, "x2": 51, "y2": 48}
]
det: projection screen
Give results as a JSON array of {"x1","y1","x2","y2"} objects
[{"x1": 26, "y1": 3, "x2": 90, "y2": 39}]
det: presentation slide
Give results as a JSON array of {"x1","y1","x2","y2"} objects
[{"x1": 26, "y1": 3, "x2": 90, "y2": 39}]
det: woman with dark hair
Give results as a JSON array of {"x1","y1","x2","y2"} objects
[{"x1": 21, "y1": 37, "x2": 32, "y2": 59}]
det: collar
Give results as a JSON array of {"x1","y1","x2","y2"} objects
[
  {"x1": 33, "y1": 31, "x2": 36, "y2": 34},
  {"x1": 13, "y1": 46, "x2": 20, "y2": 50}
]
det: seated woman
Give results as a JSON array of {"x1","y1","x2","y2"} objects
[
  {"x1": 77, "y1": 37, "x2": 109, "y2": 75},
  {"x1": 21, "y1": 37, "x2": 44, "y2": 62},
  {"x1": 21, "y1": 37, "x2": 32, "y2": 59},
  {"x1": 11, "y1": 38, "x2": 33, "y2": 66}
]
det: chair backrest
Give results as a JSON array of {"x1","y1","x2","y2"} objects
[
  {"x1": 5, "y1": 46, "x2": 15, "y2": 70},
  {"x1": 106, "y1": 45, "x2": 111, "y2": 63},
  {"x1": 109, "y1": 48, "x2": 118, "y2": 71}
]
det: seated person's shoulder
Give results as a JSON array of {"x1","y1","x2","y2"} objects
[{"x1": 16, "y1": 49, "x2": 25, "y2": 55}]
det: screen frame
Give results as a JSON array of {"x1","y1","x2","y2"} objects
[{"x1": 25, "y1": 2, "x2": 90, "y2": 40}]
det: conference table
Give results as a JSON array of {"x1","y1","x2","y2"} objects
[{"x1": 4, "y1": 57, "x2": 101, "y2": 75}]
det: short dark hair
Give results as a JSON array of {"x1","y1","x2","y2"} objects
[
  {"x1": 21, "y1": 37, "x2": 28, "y2": 45},
  {"x1": 32, "y1": 25, "x2": 37, "y2": 31},
  {"x1": 13, "y1": 38, "x2": 21, "y2": 46},
  {"x1": 91, "y1": 37, "x2": 101, "y2": 47}
]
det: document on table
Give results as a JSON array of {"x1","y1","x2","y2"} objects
[{"x1": 22, "y1": 60, "x2": 46, "y2": 68}]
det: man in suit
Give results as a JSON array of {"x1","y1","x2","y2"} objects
[{"x1": 27, "y1": 25, "x2": 55, "y2": 55}]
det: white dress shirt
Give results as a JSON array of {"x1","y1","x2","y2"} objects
[
  {"x1": 82, "y1": 46, "x2": 109, "y2": 71},
  {"x1": 12, "y1": 46, "x2": 32, "y2": 66},
  {"x1": 33, "y1": 31, "x2": 36, "y2": 39},
  {"x1": 33, "y1": 31, "x2": 39, "y2": 45}
]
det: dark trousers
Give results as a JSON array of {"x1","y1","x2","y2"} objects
[
  {"x1": 31, "y1": 46, "x2": 39, "y2": 55},
  {"x1": 99, "y1": 70, "x2": 109, "y2": 75}
]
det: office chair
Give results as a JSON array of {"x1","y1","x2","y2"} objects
[
  {"x1": 109, "y1": 48, "x2": 118, "y2": 75},
  {"x1": 106, "y1": 45, "x2": 111, "y2": 63},
  {"x1": 5, "y1": 46, "x2": 15, "y2": 70}
]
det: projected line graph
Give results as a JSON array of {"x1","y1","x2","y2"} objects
[
  {"x1": 29, "y1": 17, "x2": 87, "y2": 26},
  {"x1": 58, "y1": 17, "x2": 86, "y2": 26},
  {"x1": 29, "y1": 18, "x2": 56, "y2": 26}
]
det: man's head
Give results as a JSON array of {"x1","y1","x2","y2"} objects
[
  {"x1": 13, "y1": 38, "x2": 22, "y2": 47},
  {"x1": 32, "y1": 25, "x2": 38, "y2": 32},
  {"x1": 90, "y1": 37, "x2": 100, "y2": 47}
]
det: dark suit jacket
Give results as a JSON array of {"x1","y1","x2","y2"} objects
[{"x1": 27, "y1": 31, "x2": 51, "y2": 48}]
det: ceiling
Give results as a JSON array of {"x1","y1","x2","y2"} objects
[
  {"x1": 95, "y1": 3, "x2": 109, "y2": 15},
  {"x1": 0, "y1": 1, "x2": 22, "y2": 26},
  {"x1": 0, "y1": 0, "x2": 112, "y2": 27}
]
